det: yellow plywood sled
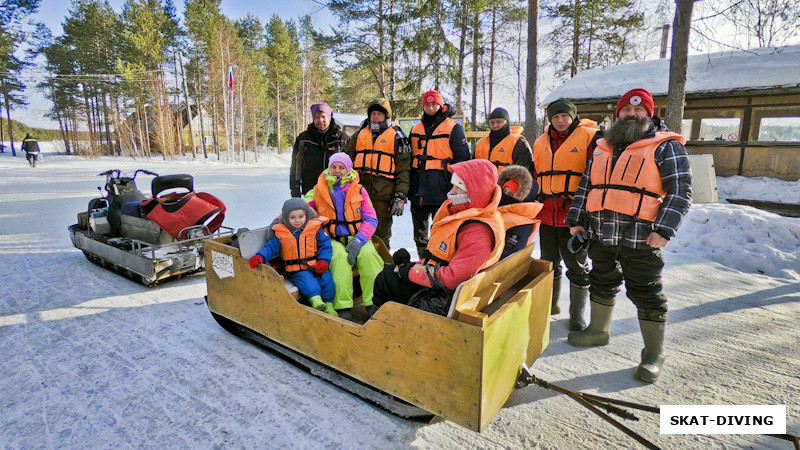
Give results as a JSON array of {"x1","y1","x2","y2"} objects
[{"x1": 204, "y1": 236, "x2": 553, "y2": 432}]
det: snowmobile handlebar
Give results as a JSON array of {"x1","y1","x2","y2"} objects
[{"x1": 97, "y1": 169, "x2": 159, "y2": 181}]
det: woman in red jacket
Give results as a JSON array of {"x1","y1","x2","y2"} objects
[{"x1": 372, "y1": 159, "x2": 505, "y2": 316}]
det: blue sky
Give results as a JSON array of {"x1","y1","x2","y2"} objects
[{"x1": 14, "y1": 0, "x2": 336, "y2": 129}]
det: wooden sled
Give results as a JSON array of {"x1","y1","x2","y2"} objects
[{"x1": 204, "y1": 231, "x2": 553, "y2": 432}]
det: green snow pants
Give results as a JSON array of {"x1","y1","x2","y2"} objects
[{"x1": 330, "y1": 237, "x2": 384, "y2": 309}]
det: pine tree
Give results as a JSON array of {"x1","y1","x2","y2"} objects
[
  {"x1": 265, "y1": 15, "x2": 300, "y2": 152},
  {"x1": 543, "y1": 0, "x2": 644, "y2": 78}
]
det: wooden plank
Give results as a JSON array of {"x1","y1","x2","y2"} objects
[{"x1": 449, "y1": 245, "x2": 535, "y2": 319}]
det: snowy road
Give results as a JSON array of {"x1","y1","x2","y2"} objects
[{"x1": 1, "y1": 149, "x2": 797, "y2": 449}]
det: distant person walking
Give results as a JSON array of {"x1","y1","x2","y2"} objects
[{"x1": 22, "y1": 133, "x2": 41, "y2": 167}]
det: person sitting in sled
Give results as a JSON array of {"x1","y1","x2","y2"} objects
[
  {"x1": 305, "y1": 153, "x2": 384, "y2": 320},
  {"x1": 497, "y1": 164, "x2": 542, "y2": 259},
  {"x1": 248, "y1": 198, "x2": 338, "y2": 317},
  {"x1": 371, "y1": 159, "x2": 505, "y2": 316}
]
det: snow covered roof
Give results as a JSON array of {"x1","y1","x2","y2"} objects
[
  {"x1": 333, "y1": 112, "x2": 365, "y2": 128},
  {"x1": 542, "y1": 45, "x2": 800, "y2": 105}
]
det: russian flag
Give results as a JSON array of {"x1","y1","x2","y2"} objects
[{"x1": 227, "y1": 66, "x2": 233, "y2": 90}]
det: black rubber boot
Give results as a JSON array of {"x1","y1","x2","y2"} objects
[
  {"x1": 550, "y1": 277, "x2": 562, "y2": 315},
  {"x1": 335, "y1": 308, "x2": 352, "y2": 321},
  {"x1": 568, "y1": 283, "x2": 589, "y2": 331},
  {"x1": 567, "y1": 297, "x2": 614, "y2": 347},
  {"x1": 635, "y1": 319, "x2": 666, "y2": 382}
]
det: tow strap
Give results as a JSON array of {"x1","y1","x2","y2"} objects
[{"x1": 516, "y1": 366, "x2": 800, "y2": 450}]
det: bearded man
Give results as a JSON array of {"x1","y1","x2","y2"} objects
[{"x1": 564, "y1": 88, "x2": 692, "y2": 383}]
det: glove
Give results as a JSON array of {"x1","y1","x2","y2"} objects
[
  {"x1": 346, "y1": 238, "x2": 364, "y2": 266},
  {"x1": 315, "y1": 260, "x2": 329, "y2": 274},
  {"x1": 567, "y1": 230, "x2": 590, "y2": 254},
  {"x1": 249, "y1": 255, "x2": 264, "y2": 268},
  {"x1": 392, "y1": 248, "x2": 411, "y2": 266},
  {"x1": 397, "y1": 263, "x2": 413, "y2": 281},
  {"x1": 390, "y1": 194, "x2": 406, "y2": 216}
]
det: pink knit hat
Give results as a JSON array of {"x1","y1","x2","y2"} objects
[{"x1": 328, "y1": 152, "x2": 353, "y2": 172}]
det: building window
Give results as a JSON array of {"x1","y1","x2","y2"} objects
[
  {"x1": 680, "y1": 119, "x2": 693, "y2": 140},
  {"x1": 758, "y1": 117, "x2": 800, "y2": 141},
  {"x1": 698, "y1": 118, "x2": 741, "y2": 141}
]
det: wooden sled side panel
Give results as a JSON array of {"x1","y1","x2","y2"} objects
[{"x1": 204, "y1": 239, "x2": 484, "y2": 430}]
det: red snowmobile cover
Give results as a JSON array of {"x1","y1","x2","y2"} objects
[{"x1": 142, "y1": 191, "x2": 226, "y2": 240}]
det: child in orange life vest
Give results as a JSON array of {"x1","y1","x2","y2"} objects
[
  {"x1": 497, "y1": 165, "x2": 542, "y2": 259},
  {"x1": 248, "y1": 198, "x2": 337, "y2": 317},
  {"x1": 304, "y1": 153, "x2": 384, "y2": 320}
]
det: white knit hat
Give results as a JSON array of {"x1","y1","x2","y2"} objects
[{"x1": 450, "y1": 172, "x2": 467, "y2": 192}]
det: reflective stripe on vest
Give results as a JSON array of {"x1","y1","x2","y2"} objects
[
  {"x1": 586, "y1": 131, "x2": 685, "y2": 222},
  {"x1": 410, "y1": 118, "x2": 457, "y2": 171},
  {"x1": 425, "y1": 186, "x2": 505, "y2": 270},
  {"x1": 533, "y1": 119, "x2": 597, "y2": 202},
  {"x1": 354, "y1": 126, "x2": 397, "y2": 179},
  {"x1": 474, "y1": 133, "x2": 524, "y2": 174},
  {"x1": 272, "y1": 217, "x2": 327, "y2": 273},
  {"x1": 144, "y1": 191, "x2": 226, "y2": 240},
  {"x1": 313, "y1": 173, "x2": 364, "y2": 237}
]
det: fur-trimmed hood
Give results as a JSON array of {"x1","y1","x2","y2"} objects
[{"x1": 498, "y1": 165, "x2": 533, "y2": 201}]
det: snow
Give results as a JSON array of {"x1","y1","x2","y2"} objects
[
  {"x1": 1, "y1": 143, "x2": 798, "y2": 448},
  {"x1": 541, "y1": 45, "x2": 800, "y2": 105}
]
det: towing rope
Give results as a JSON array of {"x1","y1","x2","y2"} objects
[{"x1": 517, "y1": 369, "x2": 800, "y2": 450}]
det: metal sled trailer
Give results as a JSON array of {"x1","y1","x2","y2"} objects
[
  {"x1": 69, "y1": 222, "x2": 233, "y2": 286},
  {"x1": 204, "y1": 233, "x2": 554, "y2": 432}
]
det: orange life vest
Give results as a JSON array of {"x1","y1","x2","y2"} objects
[
  {"x1": 313, "y1": 173, "x2": 364, "y2": 237},
  {"x1": 410, "y1": 118, "x2": 458, "y2": 171},
  {"x1": 498, "y1": 202, "x2": 543, "y2": 246},
  {"x1": 425, "y1": 186, "x2": 505, "y2": 270},
  {"x1": 533, "y1": 119, "x2": 598, "y2": 202},
  {"x1": 272, "y1": 217, "x2": 327, "y2": 273},
  {"x1": 586, "y1": 131, "x2": 685, "y2": 222},
  {"x1": 354, "y1": 126, "x2": 397, "y2": 179},
  {"x1": 474, "y1": 133, "x2": 526, "y2": 174}
]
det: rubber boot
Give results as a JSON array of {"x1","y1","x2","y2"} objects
[
  {"x1": 568, "y1": 283, "x2": 589, "y2": 331},
  {"x1": 334, "y1": 307, "x2": 351, "y2": 320},
  {"x1": 324, "y1": 303, "x2": 340, "y2": 317},
  {"x1": 308, "y1": 295, "x2": 327, "y2": 312},
  {"x1": 567, "y1": 298, "x2": 614, "y2": 347},
  {"x1": 635, "y1": 319, "x2": 665, "y2": 382},
  {"x1": 550, "y1": 277, "x2": 562, "y2": 315}
]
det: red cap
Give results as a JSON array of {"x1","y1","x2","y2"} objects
[
  {"x1": 616, "y1": 88, "x2": 654, "y2": 118},
  {"x1": 422, "y1": 90, "x2": 444, "y2": 107}
]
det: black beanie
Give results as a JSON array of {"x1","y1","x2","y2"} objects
[
  {"x1": 547, "y1": 99, "x2": 577, "y2": 122},
  {"x1": 488, "y1": 107, "x2": 510, "y2": 122}
]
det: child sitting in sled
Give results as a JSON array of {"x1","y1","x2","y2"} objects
[
  {"x1": 248, "y1": 198, "x2": 338, "y2": 317},
  {"x1": 305, "y1": 153, "x2": 384, "y2": 320}
]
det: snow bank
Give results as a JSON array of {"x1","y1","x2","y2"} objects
[
  {"x1": 671, "y1": 203, "x2": 800, "y2": 281},
  {"x1": 717, "y1": 175, "x2": 800, "y2": 204}
]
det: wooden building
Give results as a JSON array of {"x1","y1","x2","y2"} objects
[{"x1": 542, "y1": 45, "x2": 800, "y2": 180}]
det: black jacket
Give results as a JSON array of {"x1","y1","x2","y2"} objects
[
  {"x1": 290, "y1": 119, "x2": 349, "y2": 197},
  {"x1": 408, "y1": 105, "x2": 471, "y2": 207},
  {"x1": 22, "y1": 133, "x2": 40, "y2": 154}
]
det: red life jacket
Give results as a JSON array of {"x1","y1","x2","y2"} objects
[{"x1": 143, "y1": 191, "x2": 226, "y2": 239}]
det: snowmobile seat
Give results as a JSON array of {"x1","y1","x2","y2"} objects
[
  {"x1": 120, "y1": 201, "x2": 145, "y2": 217},
  {"x1": 152, "y1": 174, "x2": 194, "y2": 198}
]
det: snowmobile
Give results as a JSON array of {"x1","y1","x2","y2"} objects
[
  {"x1": 69, "y1": 169, "x2": 233, "y2": 286},
  {"x1": 203, "y1": 229, "x2": 554, "y2": 432}
]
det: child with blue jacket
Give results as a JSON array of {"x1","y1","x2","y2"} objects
[{"x1": 248, "y1": 198, "x2": 338, "y2": 316}]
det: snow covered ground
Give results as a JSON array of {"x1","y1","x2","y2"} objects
[{"x1": 1, "y1": 143, "x2": 797, "y2": 449}]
